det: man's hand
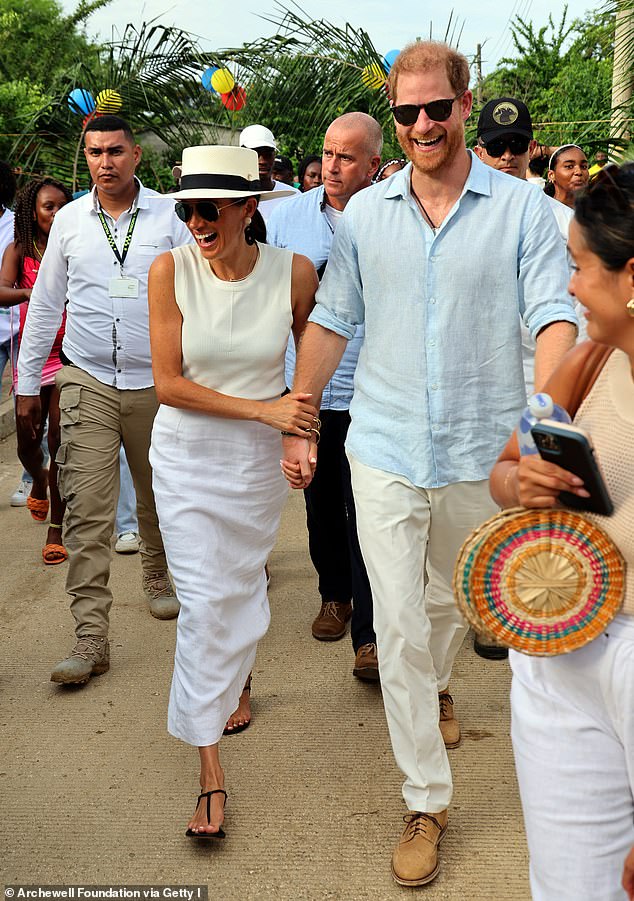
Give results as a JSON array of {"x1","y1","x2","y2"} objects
[
  {"x1": 280, "y1": 435, "x2": 317, "y2": 489},
  {"x1": 16, "y1": 395, "x2": 42, "y2": 442},
  {"x1": 624, "y1": 845, "x2": 634, "y2": 900}
]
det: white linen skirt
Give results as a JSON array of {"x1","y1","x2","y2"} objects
[{"x1": 149, "y1": 404, "x2": 288, "y2": 746}]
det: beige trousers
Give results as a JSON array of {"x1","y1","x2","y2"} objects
[
  {"x1": 348, "y1": 453, "x2": 497, "y2": 812},
  {"x1": 55, "y1": 365, "x2": 166, "y2": 638}
]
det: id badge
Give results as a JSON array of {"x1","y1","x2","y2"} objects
[{"x1": 108, "y1": 277, "x2": 139, "y2": 298}]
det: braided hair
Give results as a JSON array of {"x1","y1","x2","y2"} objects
[{"x1": 13, "y1": 177, "x2": 73, "y2": 266}]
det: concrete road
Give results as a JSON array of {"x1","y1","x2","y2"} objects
[{"x1": 0, "y1": 431, "x2": 529, "y2": 900}]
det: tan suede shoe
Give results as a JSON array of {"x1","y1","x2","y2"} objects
[
  {"x1": 391, "y1": 810, "x2": 448, "y2": 886},
  {"x1": 311, "y1": 601, "x2": 352, "y2": 641},
  {"x1": 439, "y1": 690, "x2": 461, "y2": 748}
]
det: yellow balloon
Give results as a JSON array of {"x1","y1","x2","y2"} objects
[
  {"x1": 210, "y1": 68, "x2": 235, "y2": 94},
  {"x1": 96, "y1": 89, "x2": 122, "y2": 113},
  {"x1": 361, "y1": 63, "x2": 385, "y2": 90}
]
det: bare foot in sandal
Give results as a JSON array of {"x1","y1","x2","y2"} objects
[
  {"x1": 223, "y1": 674, "x2": 252, "y2": 735},
  {"x1": 187, "y1": 786, "x2": 227, "y2": 836},
  {"x1": 187, "y1": 745, "x2": 226, "y2": 837}
]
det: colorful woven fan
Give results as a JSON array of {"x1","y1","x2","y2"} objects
[{"x1": 453, "y1": 507, "x2": 625, "y2": 656}]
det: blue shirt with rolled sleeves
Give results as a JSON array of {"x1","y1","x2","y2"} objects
[
  {"x1": 308, "y1": 153, "x2": 578, "y2": 489},
  {"x1": 266, "y1": 184, "x2": 363, "y2": 410}
]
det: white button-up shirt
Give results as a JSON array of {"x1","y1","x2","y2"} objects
[{"x1": 17, "y1": 181, "x2": 192, "y2": 395}]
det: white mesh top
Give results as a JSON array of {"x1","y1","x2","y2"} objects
[
  {"x1": 171, "y1": 241, "x2": 294, "y2": 402},
  {"x1": 574, "y1": 349, "x2": 634, "y2": 615}
]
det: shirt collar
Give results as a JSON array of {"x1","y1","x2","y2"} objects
[
  {"x1": 383, "y1": 150, "x2": 492, "y2": 201},
  {"x1": 91, "y1": 176, "x2": 146, "y2": 215}
]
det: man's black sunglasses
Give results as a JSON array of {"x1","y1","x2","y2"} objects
[
  {"x1": 174, "y1": 198, "x2": 243, "y2": 223},
  {"x1": 480, "y1": 135, "x2": 531, "y2": 158},
  {"x1": 390, "y1": 92, "x2": 465, "y2": 126}
]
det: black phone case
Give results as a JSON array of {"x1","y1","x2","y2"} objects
[{"x1": 530, "y1": 423, "x2": 614, "y2": 516}]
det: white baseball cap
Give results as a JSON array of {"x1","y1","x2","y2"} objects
[{"x1": 239, "y1": 124, "x2": 277, "y2": 151}]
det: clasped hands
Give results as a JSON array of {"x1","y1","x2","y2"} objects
[{"x1": 263, "y1": 392, "x2": 319, "y2": 490}]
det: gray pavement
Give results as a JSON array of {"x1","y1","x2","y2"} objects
[{"x1": 0, "y1": 429, "x2": 530, "y2": 900}]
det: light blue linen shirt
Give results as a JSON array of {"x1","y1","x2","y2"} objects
[
  {"x1": 309, "y1": 153, "x2": 578, "y2": 488},
  {"x1": 267, "y1": 184, "x2": 363, "y2": 410}
]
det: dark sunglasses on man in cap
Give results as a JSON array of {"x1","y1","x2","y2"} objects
[
  {"x1": 479, "y1": 135, "x2": 531, "y2": 158},
  {"x1": 390, "y1": 91, "x2": 465, "y2": 126},
  {"x1": 174, "y1": 198, "x2": 244, "y2": 223}
]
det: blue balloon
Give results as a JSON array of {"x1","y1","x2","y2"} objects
[
  {"x1": 201, "y1": 67, "x2": 219, "y2": 92},
  {"x1": 68, "y1": 88, "x2": 95, "y2": 116},
  {"x1": 383, "y1": 49, "x2": 400, "y2": 72}
]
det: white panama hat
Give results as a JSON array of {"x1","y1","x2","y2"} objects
[{"x1": 165, "y1": 145, "x2": 295, "y2": 201}]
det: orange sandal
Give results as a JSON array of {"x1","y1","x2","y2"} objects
[
  {"x1": 27, "y1": 495, "x2": 49, "y2": 522},
  {"x1": 42, "y1": 543, "x2": 69, "y2": 565}
]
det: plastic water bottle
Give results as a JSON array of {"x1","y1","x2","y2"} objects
[{"x1": 517, "y1": 393, "x2": 572, "y2": 456}]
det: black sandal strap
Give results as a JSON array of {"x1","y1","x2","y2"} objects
[{"x1": 196, "y1": 789, "x2": 227, "y2": 824}]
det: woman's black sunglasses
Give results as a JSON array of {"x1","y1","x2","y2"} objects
[
  {"x1": 480, "y1": 135, "x2": 530, "y2": 158},
  {"x1": 390, "y1": 91, "x2": 465, "y2": 126},
  {"x1": 174, "y1": 198, "x2": 242, "y2": 223}
]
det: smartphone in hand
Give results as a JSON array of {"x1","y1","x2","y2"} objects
[{"x1": 531, "y1": 419, "x2": 614, "y2": 516}]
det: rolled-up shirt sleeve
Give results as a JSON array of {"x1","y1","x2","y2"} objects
[
  {"x1": 518, "y1": 190, "x2": 578, "y2": 339},
  {"x1": 17, "y1": 217, "x2": 67, "y2": 395},
  {"x1": 308, "y1": 211, "x2": 364, "y2": 340}
]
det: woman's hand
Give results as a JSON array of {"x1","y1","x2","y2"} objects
[
  {"x1": 259, "y1": 392, "x2": 318, "y2": 435},
  {"x1": 516, "y1": 454, "x2": 589, "y2": 508},
  {"x1": 280, "y1": 435, "x2": 318, "y2": 489}
]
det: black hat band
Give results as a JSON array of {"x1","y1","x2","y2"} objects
[{"x1": 179, "y1": 174, "x2": 261, "y2": 191}]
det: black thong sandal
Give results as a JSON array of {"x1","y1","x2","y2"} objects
[
  {"x1": 223, "y1": 674, "x2": 252, "y2": 736},
  {"x1": 185, "y1": 789, "x2": 227, "y2": 839}
]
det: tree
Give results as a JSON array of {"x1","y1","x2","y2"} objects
[
  {"x1": 477, "y1": 8, "x2": 620, "y2": 152},
  {"x1": 0, "y1": 0, "x2": 109, "y2": 161}
]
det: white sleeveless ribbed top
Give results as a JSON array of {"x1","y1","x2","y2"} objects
[
  {"x1": 574, "y1": 349, "x2": 634, "y2": 615},
  {"x1": 171, "y1": 241, "x2": 293, "y2": 402}
]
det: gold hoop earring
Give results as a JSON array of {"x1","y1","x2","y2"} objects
[{"x1": 627, "y1": 297, "x2": 634, "y2": 318}]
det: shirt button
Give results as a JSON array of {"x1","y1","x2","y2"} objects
[
  {"x1": 117, "y1": 369, "x2": 121, "y2": 373},
  {"x1": 429, "y1": 339, "x2": 436, "y2": 347},
  {"x1": 433, "y1": 425, "x2": 440, "y2": 432},
  {"x1": 430, "y1": 256, "x2": 437, "y2": 262},
  {"x1": 116, "y1": 318, "x2": 120, "y2": 322},
  {"x1": 113, "y1": 261, "x2": 117, "y2": 266},
  {"x1": 429, "y1": 298, "x2": 436, "y2": 304},
  {"x1": 117, "y1": 346, "x2": 122, "y2": 350},
  {"x1": 431, "y1": 384, "x2": 439, "y2": 390}
]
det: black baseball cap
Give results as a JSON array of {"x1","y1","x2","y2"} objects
[
  {"x1": 273, "y1": 155, "x2": 294, "y2": 173},
  {"x1": 477, "y1": 98, "x2": 533, "y2": 142}
]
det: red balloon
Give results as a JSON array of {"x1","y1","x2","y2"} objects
[
  {"x1": 221, "y1": 85, "x2": 246, "y2": 111},
  {"x1": 82, "y1": 111, "x2": 103, "y2": 128}
]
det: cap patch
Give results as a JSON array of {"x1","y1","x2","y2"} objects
[{"x1": 492, "y1": 102, "x2": 519, "y2": 126}]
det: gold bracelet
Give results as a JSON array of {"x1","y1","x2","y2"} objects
[{"x1": 503, "y1": 465, "x2": 520, "y2": 507}]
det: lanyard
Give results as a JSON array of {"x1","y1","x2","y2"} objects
[{"x1": 98, "y1": 208, "x2": 139, "y2": 274}]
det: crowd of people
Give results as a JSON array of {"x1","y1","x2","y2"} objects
[{"x1": 1, "y1": 37, "x2": 632, "y2": 900}]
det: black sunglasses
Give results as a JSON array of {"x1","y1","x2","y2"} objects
[
  {"x1": 480, "y1": 135, "x2": 530, "y2": 158},
  {"x1": 390, "y1": 91, "x2": 465, "y2": 126},
  {"x1": 174, "y1": 198, "x2": 243, "y2": 223}
]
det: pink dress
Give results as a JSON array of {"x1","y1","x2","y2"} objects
[{"x1": 18, "y1": 255, "x2": 65, "y2": 387}]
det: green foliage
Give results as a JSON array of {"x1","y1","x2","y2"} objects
[
  {"x1": 476, "y1": 7, "x2": 620, "y2": 151},
  {"x1": 11, "y1": 21, "x2": 230, "y2": 190}
]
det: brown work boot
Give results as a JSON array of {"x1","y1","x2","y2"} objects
[
  {"x1": 50, "y1": 636, "x2": 110, "y2": 685},
  {"x1": 439, "y1": 690, "x2": 461, "y2": 748},
  {"x1": 143, "y1": 571, "x2": 179, "y2": 620},
  {"x1": 311, "y1": 601, "x2": 352, "y2": 641},
  {"x1": 353, "y1": 642, "x2": 380, "y2": 682},
  {"x1": 392, "y1": 810, "x2": 448, "y2": 886}
]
